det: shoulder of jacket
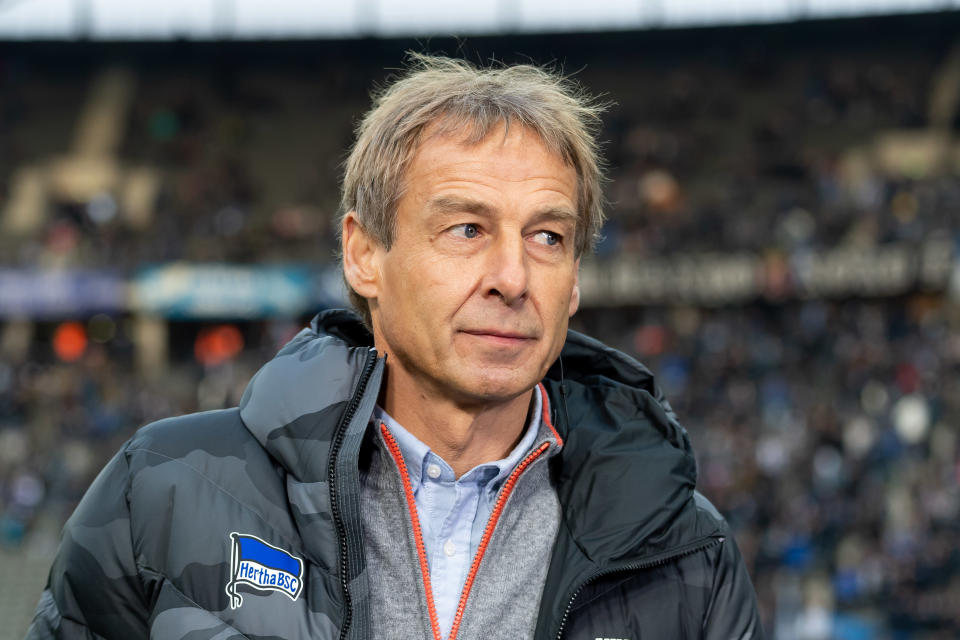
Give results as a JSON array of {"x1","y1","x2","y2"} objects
[
  {"x1": 119, "y1": 408, "x2": 294, "y2": 546},
  {"x1": 692, "y1": 490, "x2": 731, "y2": 535},
  {"x1": 121, "y1": 407, "x2": 281, "y2": 492},
  {"x1": 126, "y1": 407, "x2": 252, "y2": 458}
]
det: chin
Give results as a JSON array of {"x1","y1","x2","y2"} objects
[{"x1": 452, "y1": 367, "x2": 541, "y2": 404}]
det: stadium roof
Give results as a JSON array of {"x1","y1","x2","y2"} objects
[{"x1": 0, "y1": 0, "x2": 958, "y2": 40}]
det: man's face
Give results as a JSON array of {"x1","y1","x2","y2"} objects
[{"x1": 359, "y1": 123, "x2": 580, "y2": 405}]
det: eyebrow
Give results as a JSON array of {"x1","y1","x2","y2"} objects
[
  {"x1": 426, "y1": 195, "x2": 579, "y2": 226},
  {"x1": 427, "y1": 196, "x2": 494, "y2": 217}
]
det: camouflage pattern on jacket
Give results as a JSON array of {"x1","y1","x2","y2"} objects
[{"x1": 27, "y1": 309, "x2": 762, "y2": 640}]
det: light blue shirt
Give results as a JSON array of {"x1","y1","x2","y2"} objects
[{"x1": 372, "y1": 391, "x2": 542, "y2": 638}]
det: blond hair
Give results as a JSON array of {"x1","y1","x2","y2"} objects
[{"x1": 341, "y1": 54, "x2": 607, "y2": 325}]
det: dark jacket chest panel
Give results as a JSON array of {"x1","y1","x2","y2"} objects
[{"x1": 562, "y1": 548, "x2": 716, "y2": 640}]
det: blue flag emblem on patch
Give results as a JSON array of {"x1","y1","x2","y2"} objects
[{"x1": 226, "y1": 532, "x2": 304, "y2": 609}]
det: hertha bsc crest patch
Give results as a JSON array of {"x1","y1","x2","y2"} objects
[{"x1": 225, "y1": 532, "x2": 304, "y2": 609}]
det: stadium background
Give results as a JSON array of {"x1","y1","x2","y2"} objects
[{"x1": 2, "y1": 3, "x2": 960, "y2": 638}]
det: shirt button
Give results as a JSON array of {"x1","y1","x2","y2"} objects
[
  {"x1": 443, "y1": 540, "x2": 456, "y2": 557},
  {"x1": 426, "y1": 464, "x2": 442, "y2": 479}
]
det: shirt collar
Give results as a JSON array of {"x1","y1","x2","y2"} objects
[{"x1": 373, "y1": 384, "x2": 545, "y2": 492}]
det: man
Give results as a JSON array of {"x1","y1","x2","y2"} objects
[{"x1": 28, "y1": 55, "x2": 762, "y2": 639}]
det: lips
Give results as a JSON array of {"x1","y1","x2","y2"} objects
[
  {"x1": 461, "y1": 329, "x2": 535, "y2": 340},
  {"x1": 458, "y1": 329, "x2": 540, "y2": 349}
]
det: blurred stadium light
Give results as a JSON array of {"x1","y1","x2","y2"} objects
[{"x1": 3, "y1": 0, "x2": 960, "y2": 39}]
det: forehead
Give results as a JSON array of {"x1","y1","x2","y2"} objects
[{"x1": 403, "y1": 121, "x2": 578, "y2": 201}]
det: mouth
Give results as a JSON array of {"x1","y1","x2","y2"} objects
[{"x1": 460, "y1": 329, "x2": 537, "y2": 347}]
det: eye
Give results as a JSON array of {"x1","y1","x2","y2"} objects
[
  {"x1": 533, "y1": 231, "x2": 562, "y2": 246},
  {"x1": 451, "y1": 223, "x2": 480, "y2": 239}
]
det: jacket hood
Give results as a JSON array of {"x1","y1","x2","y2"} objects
[
  {"x1": 240, "y1": 309, "x2": 713, "y2": 561},
  {"x1": 542, "y1": 331, "x2": 710, "y2": 566}
]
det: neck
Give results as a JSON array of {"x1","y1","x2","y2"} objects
[{"x1": 379, "y1": 369, "x2": 535, "y2": 478}]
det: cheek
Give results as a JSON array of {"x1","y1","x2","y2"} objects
[
  {"x1": 381, "y1": 253, "x2": 462, "y2": 321},
  {"x1": 540, "y1": 272, "x2": 578, "y2": 318}
]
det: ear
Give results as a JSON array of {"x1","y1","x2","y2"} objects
[
  {"x1": 568, "y1": 258, "x2": 580, "y2": 317},
  {"x1": 342, "y1": 211, "x2": 383, "y2": 300}
]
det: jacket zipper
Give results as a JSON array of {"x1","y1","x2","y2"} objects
[
  {"x1": 329, "y1": 349, "x2": 377, "y2": 640},
  {"x1": 553, "y1": 534, "x2": 725, "y2": 640}
]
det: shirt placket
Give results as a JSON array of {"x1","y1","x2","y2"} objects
[{"x1": 423, "y1": 457, "x2": 485, "y2": 638}]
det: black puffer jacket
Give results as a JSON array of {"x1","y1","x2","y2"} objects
[{"x1": 28, "y1": 309, "x2": 762, "y2": 639}]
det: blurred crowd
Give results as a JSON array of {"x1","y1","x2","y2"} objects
[
  {"x1": 2, "y1": 21, "x2": 960, "y2": 639},
  {"x1": 0, "y1": 36, "x2": 954, "y2": 271},
  {"x1": 597, "y1": 50, "x2": 947, "y2": 258},
  {"x1": 0, "y1": 320, "x2": 293, "y2": 547}
]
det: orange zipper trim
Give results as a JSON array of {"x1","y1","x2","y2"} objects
[
  {"x1": 447, "y1": 440, "x2": 550, "y2": 640},
  {"x1": 537, "y1": 382, "x2": 563, "y2": 447},
  {"x1": 380, "y1": 423, "x2": 444, "y2": 640},
  {"x1": 379, "y1": 384, "x2": 561, "y2": 640}
]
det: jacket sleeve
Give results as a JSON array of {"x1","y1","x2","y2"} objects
[
  {"x1": 25, "y1": 446, "x2": 150, "y2": 639},
  {"x1": 702, "y1": 533, "x2": 764, "y2": 640}
]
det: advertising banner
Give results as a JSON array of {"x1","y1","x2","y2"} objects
[
  {"x1": 131, "y1": 264, "x2": 319, "y2": 319},
  {"x1": 0, "y1": 269, "x2": 125, "y2": 318}
]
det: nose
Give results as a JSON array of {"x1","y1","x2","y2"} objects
[{"x1": 484, "y1": 234, "x2": 528, "y2": 306}]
